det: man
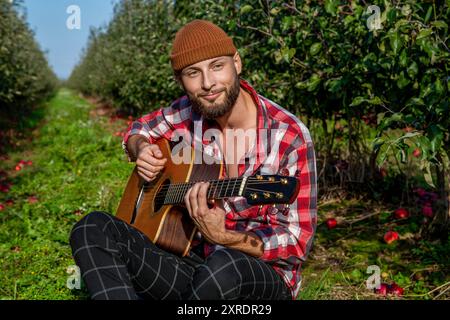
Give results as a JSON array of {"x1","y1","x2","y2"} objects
[{"x1": 70, "y1": 19, "x2": 317, "y2": 300}]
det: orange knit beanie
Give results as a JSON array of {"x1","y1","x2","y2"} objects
[{"x1": 170, "y1": 20, "x2": 237, "y2": 72}]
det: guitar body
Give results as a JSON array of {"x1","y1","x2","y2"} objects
[{"x1": 116, "y1": 138, "x2": 222, "y2": 256}]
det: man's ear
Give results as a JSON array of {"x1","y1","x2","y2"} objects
[{"x1": 232, "y1": 51, "x2": 242, "y2": 76}]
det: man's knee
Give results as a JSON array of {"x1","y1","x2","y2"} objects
[
  {"x1": 198, "y1": 249, "x2": 243, "y2": 283},
  {"x1": 69, "y1": 211, "x2": 112, "y2": 249}
]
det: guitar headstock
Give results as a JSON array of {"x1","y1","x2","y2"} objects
[{"x1": 243, "y1": 174, "x2": 300, "y2": 205}]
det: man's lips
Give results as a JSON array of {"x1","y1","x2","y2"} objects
[{"x1": 200, "y1": 90, "x2": 224, "y2": 101}]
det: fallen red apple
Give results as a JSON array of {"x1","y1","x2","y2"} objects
[
  {"x1": 5, "y1": 199, "x2": 14, "y2": 206},
  {"x1": 326, "y1": 218, "x2": 337, "y2": 229},
  {"x1": 375, "y1": 283, "x2": 388, "y2": 296},
  {"x1": 15, "y1": 165, "x2": 22, "y2": 171},
  {"x1": 414, "y1": 188, "x2": 426, "y2": 197},
  {"x1": 412, "y1": 148, "x2": 421, "y2": 158},
  {"x1": 388, "y1": 282, "x2": 404, "y2": 296},
  {"x1": 394, "y1": 208, "x2": 409, "y2": 219},
  {"x1": 384, "y1": 231, "x2": 399, "y2": 244},
  {"x1": 26, "y1": 160, "x2": 33, "y2": 166},
  {"x1": 28, "y1": 196, "x2": 38, "y2": 204},
  {"x1": 0, "y1": 203, "x2": 4, "y2": 211},
  {"x1": 422, "y1": 205, "x2": 433, "y2": 217}
]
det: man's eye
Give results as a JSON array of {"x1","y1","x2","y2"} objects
[
  {"x1": 212, "y1": 64, "x2": 223, "y2": 70},
  {"x1": 187, "y1": 71, "x2": 198, "y2": 77}
]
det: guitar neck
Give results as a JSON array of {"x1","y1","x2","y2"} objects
[{"x1": 160, "y1": 177, "x2": 248, "y2": 206}]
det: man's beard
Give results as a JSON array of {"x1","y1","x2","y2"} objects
[{"x1": 187, "y1": 75, "x2": 241, "y2": 120}]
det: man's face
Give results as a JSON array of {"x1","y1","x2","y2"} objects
[{"x1": 178, "y1": 54, "x2": 242, "y2": 120}]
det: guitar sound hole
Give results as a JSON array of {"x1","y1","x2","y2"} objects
[{"x1": 154, "y1": 179, "x2": 170, "y2": 212}]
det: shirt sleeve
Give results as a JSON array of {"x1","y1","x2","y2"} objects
[
  {"x1": 250, "y1": 140, "x2": 317, "y2": 267},
  {"x1": 122, "y1": 99, "x2": 191, "y2": 162}
]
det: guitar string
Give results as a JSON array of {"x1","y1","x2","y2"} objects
[
  {"x1": 151, "y1": 180, "x2": 284, "y2": 200},
  {"x1": 151, "y1": 180, "x2": 287, "y2": 200},
  {"x1": 153, "y1": 184, "x2": 290, "y2": 205},
  {"x1": 145, "y1": 179, "x2": 284, "y2": 192},
  {"x1": 154, "y1": 179, "x2": 239, "y2": 202}
]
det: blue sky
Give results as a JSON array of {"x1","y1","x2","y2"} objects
[{"x1": 22, "y1": 0, "x2": 119, "y2": 80}]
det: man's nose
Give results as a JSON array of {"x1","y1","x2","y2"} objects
[{"x1": 201, "y1": 71, "x2": 216, "y2": 91}]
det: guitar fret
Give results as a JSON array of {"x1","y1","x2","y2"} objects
[
  {"x1": 232, "y1": 178, "x2": 238, "y2": 197},
  {"x1": 224, "y1": 179, "x2": 229, "y2": 198},
  {"x1": 162, "y1": 177, "x2": 249, "y2": 205}
]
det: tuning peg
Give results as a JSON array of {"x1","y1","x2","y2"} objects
[
  {"x1": 268, "y1": 176, "x2": 275, "y2": 182},
  {"x1": 250, "y1": 193, "x2": 258, "y2": 200},
  {"x1": 280, "y1": 178, "x2": 288, "y2": 184},
  {"x1": 263, "y1": 192, "x2": 271, "y2": 199},
  {"x1": 256, "y1": 175, "x2": 263, "y2": 180},
  {"x1": 276, "y1": 192, "x2": 283, "y2": 199}
]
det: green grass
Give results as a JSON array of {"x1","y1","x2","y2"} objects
[
  {"x1": 0, "y1": 88, "x2": 448, "y2": 300},
  {"x1": 298, "y1": 199, "x2": 449, "y2": 300},
  {"x1": 0, "y1": 88, "x2": 132, "y2": 299}
]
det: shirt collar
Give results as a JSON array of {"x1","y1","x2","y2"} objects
[{"x1": 194, "y1": 78, "x2": 271, "y2": 174}]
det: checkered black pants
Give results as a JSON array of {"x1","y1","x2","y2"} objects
[{"x1": 69, "y1": 211, "x2": 292, "y2": 300}]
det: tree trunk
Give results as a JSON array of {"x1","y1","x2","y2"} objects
[{"x1": 422, "y1": 152, "x2": 449, "y2": 242}]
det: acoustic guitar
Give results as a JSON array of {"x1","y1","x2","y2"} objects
[{"x1": 116, "y1": 138, "x2": 300, "y2": 256}]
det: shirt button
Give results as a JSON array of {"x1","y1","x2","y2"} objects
[
  {"x1": 279, "y1": 168, "x2": 290, "y2": 176},
  {"x1": 268, "y1": 206, "x2": 278, "y2": 215}
]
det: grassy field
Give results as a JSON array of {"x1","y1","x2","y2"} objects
[{"x1": 0, "y1": 89, "x2": 448, "y2": 300}]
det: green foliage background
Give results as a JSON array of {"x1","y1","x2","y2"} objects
[
  {"x1": 0, "y1": 0, "x2": 58, "y2": 131},
  {"x1": 67, "y1": 0, "x2": 449, "y2": 229}
]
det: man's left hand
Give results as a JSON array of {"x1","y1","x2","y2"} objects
[{"x1": 184, "y1": 181, "x2": 228, "y2": 244}]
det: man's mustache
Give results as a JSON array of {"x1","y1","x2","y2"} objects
[{"x1": 198, "y1": 88, "x2": 226, "y2": 97}]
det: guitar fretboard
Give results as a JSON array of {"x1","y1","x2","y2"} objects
[{"x1": 153, "y1": 177, "x2": 247, "y2": 206}]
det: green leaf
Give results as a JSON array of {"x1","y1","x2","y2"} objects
[
  {"x1": 389, "y1": 32, "x2": 402, "y2": 55},
  {"x1": 270, "y1": 8, "x2": 280, "y2": 15},
  {"x1": 240, "y1": 5, "x2": 253, "y2": 14},
  {"x1": 325, "y1": 0, "x2": 338, "y2": 15},
  {"x1": 397, "y1": 71, "x2": 410, "y2": 89},
  {"x1": 350, "y1": 96, "x2": 366, "y2": 107},
  {"x1": 423, "y1": 162, "x2": 436, "y2": 188},
  {"x1": 407, "y1": 61, "x2": 418, "y2": 78},
  {"x1": 416, "y1": 29, "x2": 433, "y2": 41},
  {"x1": 424, "y1": 6, "x2": 433, "y2": 24},
  {"x1": 431, "y1": 20, "x2": 448, "y2": 31},
  {"x1": 368, "y1": 96, "x2": 383, "y2": 105},
  {"x1": 435, "y1": 78, "x2": 444, "y2": 95},
  {"x1": 399, "y1": 49, "x2": 408, "y2": 67},
  {"x1": 372, "y1": 137, "x2": 385, "y2": 152},
  {"x1": 309, "y1": 43, "x2": 322, "y2": 56},
  {"x1": 306, "y1": 74, "x2": 321, "y2": 92}
]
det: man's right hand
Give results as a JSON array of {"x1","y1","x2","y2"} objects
[{"x1": 136, "y1": 143, "x2": 167, "y2": 182}]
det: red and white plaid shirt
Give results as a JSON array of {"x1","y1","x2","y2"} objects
[{"x1": 122, "y1": 79, "x2": 317, "y2": 299}]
